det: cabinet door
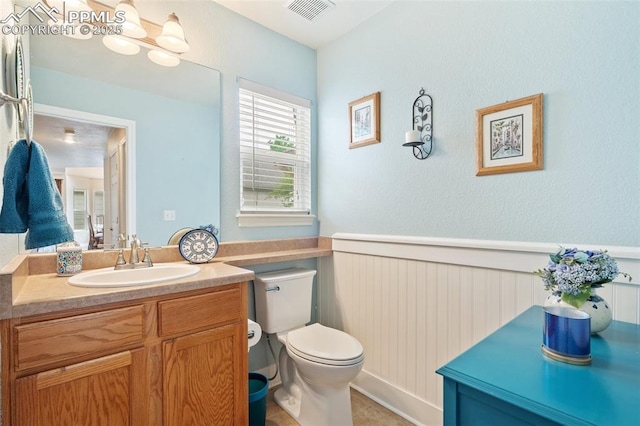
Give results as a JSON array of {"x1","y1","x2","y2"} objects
[
  {"x1": 163, "y1": 322, "x2": 247, "y2": 426},
  {"x1": 15, "y1": 350, "x2": 146, "y2": 426}
]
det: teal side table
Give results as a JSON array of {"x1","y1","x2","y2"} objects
[{"x1": 436, "y1": 306, "x2": 640, "y2": 425}]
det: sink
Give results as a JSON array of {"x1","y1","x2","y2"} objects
[{"x1": 67, "y1": 263, "x2": 201, "y2": 288}]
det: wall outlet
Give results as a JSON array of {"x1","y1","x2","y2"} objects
[{"x1": 163, "y1": 210, "x2": 176, "y2": 221}]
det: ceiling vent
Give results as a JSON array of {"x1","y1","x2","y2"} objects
[{"x1": 284, "y1": 0, "x2": 336, "y2": 22}]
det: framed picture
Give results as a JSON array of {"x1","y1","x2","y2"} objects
[
  {"x1": 476, "y1": 93, "x2": 543, "y2": 176},
  {"x1": 349, "y1": 92, "x2": 380, "y2": 149}
]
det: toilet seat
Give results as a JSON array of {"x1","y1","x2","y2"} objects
[{"x1": 286, "y1": 323, "x2": 364, "y2": 366}]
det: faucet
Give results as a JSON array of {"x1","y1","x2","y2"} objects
[
  {"x1": 129, "y1": 234, "x2": 140, "y2": 265},
  {"x1": 117, "y1": 234, "x2": 127, "y2": 249},
  {"x1": 111, "y1": 234, "x2": 153, "y2": 270}
]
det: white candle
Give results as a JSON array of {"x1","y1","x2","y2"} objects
[{"x1": 405, "y1": 130, "x2": 421, "y2": 144}]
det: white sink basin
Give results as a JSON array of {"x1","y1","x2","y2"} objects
[{"x1": 67, "y1": 263, "x2": 200, "y2": 288}]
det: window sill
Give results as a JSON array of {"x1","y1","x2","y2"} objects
[{"x1": 236, "y1": 213, "x2": 316, "y2": 227}]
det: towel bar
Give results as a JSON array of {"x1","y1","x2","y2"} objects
[{"x1": 0, "y1": 90, "x2": 32, "y2": 147}]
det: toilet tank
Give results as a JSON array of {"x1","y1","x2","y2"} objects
[{"x1": 253, "y1": 268, "x2": 317, "y2": 334}]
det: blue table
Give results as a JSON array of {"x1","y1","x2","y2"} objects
[{"x1": 436, "y1": 306, "x2": 640, "y2": 425}]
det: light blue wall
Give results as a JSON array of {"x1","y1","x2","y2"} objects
[
  {"x1": 200, "y1": 4, "x2": 319, "y2": 242},
  {"x1": 30, "y1": 66, "x2": 220, "y2": 247},
  {"x1": 317, "y1": 1, "x2": 640, "y2": 247}
]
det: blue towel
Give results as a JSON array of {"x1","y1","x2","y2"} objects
[
  {"x1": 0, "y1": 139, "x2": 74, "y2": 249},
  {"x1": 0, "y1": 140, "x2": 29, "y2": 233}
]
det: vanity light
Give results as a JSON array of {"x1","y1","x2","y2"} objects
[
  {"x1": 102, "y1": 35, "x2": 141, "y2": 55},
  {"x1": 115, "y1": 0, "x2": 147, "y2": 39},
  {"x1": 156, "y1": 13, "x2": 190, "y2": 53},
  {"x1": 403, "y1": 88, "x2": 433, "y2": 160},
  {"x1": 147, "y1": 49, "x2": 180, "y2": 67},
  {"x1": 63, "y1": 129, "x2": 76, "y2": 144}
]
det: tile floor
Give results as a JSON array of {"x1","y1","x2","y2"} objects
[{"x1": 264, "y1": 386, "x2": 414, "y2": 426}]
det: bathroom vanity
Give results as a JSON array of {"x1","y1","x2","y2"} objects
[
  {"x1": 0, "y1": 258, "x2": 253, "y2": 425},
  {"x1": 436, "y1": 306, "x2": 640, "y2": 425},
  {"x1": 0, "y1": 237, "x2": 332, "y2": 425}
]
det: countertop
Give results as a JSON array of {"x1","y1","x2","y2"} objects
[
  {"x1": 0, "y1": 237, "x2": 332, "y2": 319},
  {"x1": 436, "y1": 306, "x2": 640, "y2": 425}
]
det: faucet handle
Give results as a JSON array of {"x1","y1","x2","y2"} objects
[
  {"x1": 141, "y1": 247, "x2": 153, "y2": 267},
  {"x1": 114, "y1": 249, "x2": 127, "y2": 269}
]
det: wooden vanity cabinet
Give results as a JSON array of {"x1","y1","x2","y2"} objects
[{"x1": 4, "y1": 282, "x2": 248, "y2": 426}]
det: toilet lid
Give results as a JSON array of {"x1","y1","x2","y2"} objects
[{"x1": 286, "y1": 323, "x2": 364, "y2": 366}]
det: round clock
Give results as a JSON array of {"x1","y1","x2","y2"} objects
[{"x1": 178, "y1": 228, "x2": 219, "y2": 264}]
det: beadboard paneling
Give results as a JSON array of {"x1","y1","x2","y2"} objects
[{"x1": 317, "y1": 235, "x2": 640, "y2": 425}]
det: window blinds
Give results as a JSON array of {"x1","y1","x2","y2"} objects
[{"x1": 239, "y1": 79, "x2": 311, "y2": 214}]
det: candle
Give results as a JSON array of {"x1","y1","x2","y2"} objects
[{"x1": 405, "y1": 130, "x2": 421, "y2": 144}]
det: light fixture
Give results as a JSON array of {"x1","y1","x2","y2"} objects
[
  {"x1": 46, "y1": 0, "x2": 191, "y2": 67},
  {"x1": 147, "y1": 49, "x2": 180, "y2": 67},
  {"x1": 403, "y1": 88, "x2": 433, "y2": 160},
  {"x1": 114, "y1": 0, "x2": 147, "y2": 39},
  {"x1": 156, "y1": 13, "x2": 190, "y2": 53},
  {"x1": 103, "y1": 35, "x2": 141, "y2": 55},
  {"x1": 63, "y1": 129, "x2": 76, "y2": 144}
]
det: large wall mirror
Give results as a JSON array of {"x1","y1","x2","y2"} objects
[{"x1": 18, "y1": 6, "x2": 221, "y2": 250}]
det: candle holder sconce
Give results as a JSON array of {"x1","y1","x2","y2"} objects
[{"x1": 403, "y1": 88, "x2": 433, "y2": 160}]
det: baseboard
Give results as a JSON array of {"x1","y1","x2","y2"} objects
[{"x1": 351, "y1": 369, "x2": 442, "y2": 426}]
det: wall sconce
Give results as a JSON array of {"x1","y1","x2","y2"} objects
[{"x1": 403, "y1": 88, "x2": 433, "y2": 160}]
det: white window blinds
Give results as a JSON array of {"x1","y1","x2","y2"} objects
[{"x1": 239, "y1": 79, "x2": 311, "y2": 214}]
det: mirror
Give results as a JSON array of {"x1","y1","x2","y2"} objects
[{"x1": 24, "y1": 17, "x2": 221, "y2": 249}]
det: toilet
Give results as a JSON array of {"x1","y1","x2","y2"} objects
[{"x1": 254, "y1": 268, "x2": 364, "y2": 426}]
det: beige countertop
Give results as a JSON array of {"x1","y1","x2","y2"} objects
[{"x1": 0, "y1": 237, "x2": 332, "y2": 319}]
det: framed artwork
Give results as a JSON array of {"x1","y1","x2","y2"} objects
[
  {"x1": 476, "y1": 93, "x2": 543, "y2": 176},
  {"x1": 348, "y1": 92, "x2": 380, "y2": 149}
]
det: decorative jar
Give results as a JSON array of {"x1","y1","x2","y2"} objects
[{"x1": 544, "y1": 290, "x2": 612, "y2": 334}]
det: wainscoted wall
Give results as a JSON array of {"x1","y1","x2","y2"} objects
[{"x1": 317, "y1": 234, "x2": 640, "y2": 426}]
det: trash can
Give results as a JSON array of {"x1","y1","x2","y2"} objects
[{"x1": 248, "y1": 372, "x2": 268, "y2": 426}]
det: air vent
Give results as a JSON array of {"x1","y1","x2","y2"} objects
[{"x1": 284, "y1": 0, "x2": 336, "y2": 22}]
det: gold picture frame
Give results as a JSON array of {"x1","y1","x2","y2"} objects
[
  {"x1": 476, "y1": 93, "x2": 543, "y2": 176},
  {"x1": 349, "y1": 92, "x2": 380, "y2": 149}
]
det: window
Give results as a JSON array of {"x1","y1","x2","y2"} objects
[
  {"x1": 93, "y1": 190, "x2": 104, "y2": 218},
  {"x1": 72, "y1": 189, "x2": 87, "y2": 231},
  {"x1": 238, "y1": 79, "x2": 313, "y2": 226}
]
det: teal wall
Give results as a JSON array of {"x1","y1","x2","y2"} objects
[
  {"x1": 30, "y1": 66, "x2": 220, "y2": 247},
  {"x1": 317, "y1": 1, "x2": 640, "y2": 246}
]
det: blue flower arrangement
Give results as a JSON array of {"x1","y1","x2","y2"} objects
[{"x1": 535, "y1": 247, "x2": 631, "y2": 308}]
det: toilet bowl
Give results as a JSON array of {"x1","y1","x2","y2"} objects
[
  {"x1": 275, "y1": 323, "x2": 364, "y2": 426},
  {"x1": 253, "y1": 269, "x2": 365, "y2": 426}
]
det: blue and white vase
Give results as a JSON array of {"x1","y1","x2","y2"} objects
[{"x1": 544, "y1": 290, "x2": 612, "y2": 334}]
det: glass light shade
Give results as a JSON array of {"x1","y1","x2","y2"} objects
[
  {"x1": 156, "y1": 13, "x2": 190, "y2": 53},
  {"x1": 115, "y1": 0, "x2": 147, "y2": 39},
  {"x1": 48, "y1": 18, "x2": 93, "y2": 40},
  {"x1": 147, "y1": 49, "x2": 180, "y2": 67},
  {"x1": 102, "y1": 35, "x2": 140, "y2": 55}
]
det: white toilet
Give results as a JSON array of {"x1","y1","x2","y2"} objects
[{"x1": 254, "y1": 268, "x2": 364, "y2": 426}]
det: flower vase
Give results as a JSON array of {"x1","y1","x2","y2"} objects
[{"x1": 544, "y1": 290, "x2": 612, "y2": 334}]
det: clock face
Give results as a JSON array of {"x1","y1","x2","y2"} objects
[{"x1": 178, "y1": 229, "x2": 219, "y2": 264}]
